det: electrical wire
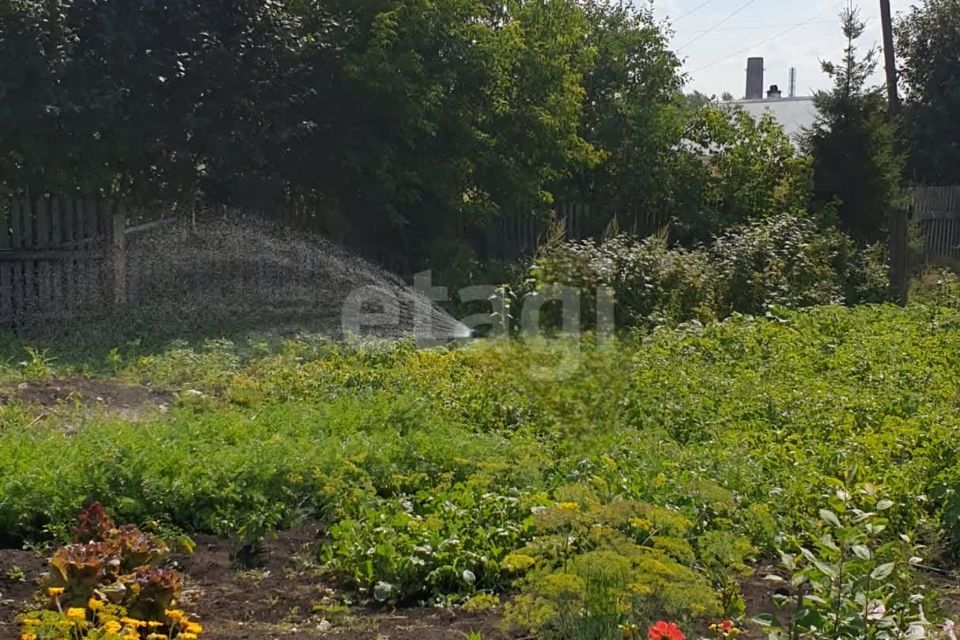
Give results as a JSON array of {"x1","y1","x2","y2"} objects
[
  {"x1": 672, "y1": 0, "x2": 716, "y2": 23},
  {"x1": 688, "y1": 2, "x2": 847, "y2": 73},
  {"x1": 676, "y1": 0, "x2": 759, "y2": 51},
  {"x1": 685, "y1": 20, "x2": 834, "y2": 34}
]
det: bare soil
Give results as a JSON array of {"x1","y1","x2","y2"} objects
[
  {"x1": 0, "y1": 377, "x2": 172, "y2": 422},
  {"x1": 0, "y1": 527, "x2": 510, "y2": 640}
]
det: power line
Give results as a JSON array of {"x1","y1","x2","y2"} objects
[
  {"x1": 686, "y1": 20, "x2": 834, "y2": 34},
  {"x1": 676, "y1": 0, "x2": 759, "y2": 51},
  {"x1": 689, "y1": 2, "x2": 846, "y2": 73},
  {"x1": 672, "y1": 0, "x2": 716, "y2": 23}
]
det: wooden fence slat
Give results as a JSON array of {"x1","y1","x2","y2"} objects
[
  {"x1": 0, "y1": 201, "x2": 9, "y2": 250},
  {"x1": 35, "y1": 198, "x2": 49, "y2": 248},
  {"x1": 23, "y1": 198, "x2": 34, "y2": 249},
  {"x1": 10, "y1": 200, "x2": 23, "y2": 250},
  {"x1": 20, "y1": 200, "x2": 37, "y2": 314},
  {"x1": 37, "y1": 198, "x2": 52, "y2": 312},
  {"x1": 84, "y1": 197, "x2": 98, "y2": 242},
  {"x1": 11, "y1": 259, "x2": 22, "y2": 323},
  {"x1": 50, "y1": 198, "x2": 62, "y2": 247},
  {"x1": 63, "y1": 199, "x2": 76, "y2": 310},
  {"x1": 50, "y1": 198, "x2": 64, "y2": 313},
  {"x1": 0, "y1": 261, "x2": 10, "y2": 321},
  {"x1": 65, "y1": 198, "x2": 77, "y2": 244}
]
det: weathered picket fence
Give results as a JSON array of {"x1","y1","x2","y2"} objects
[
  {"x1": 911, "y1": 186, "x2": 960, "y2": 262},
  {"x1": 0, "y1": 197, "x2": 125, "y2": 326},
  {"x1": 2, "y1": 188, "x2": 959, "y2": 328},
  {"x1": 484, "y1": 203, "x2": 673, "y2": 261},
  {"x1": 485, "y1": 203, "x2": 590, "y2": 260}
]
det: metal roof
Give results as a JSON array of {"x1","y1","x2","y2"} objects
[{"x1": 729, "y1": 97, "x2": 818, "y2": 144}]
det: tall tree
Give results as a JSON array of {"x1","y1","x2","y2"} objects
[
  {"x1": 570, "y1": 0, "x2": 686, "y2": 237},
  {"x1": 804, "y1": 6, "x2": 901, "y2": 243},
  {"x1": 897, "y1": 0, "x2": 960, "y2": 185}
]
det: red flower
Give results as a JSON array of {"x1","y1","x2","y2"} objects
[
  {"x1": 721, "y1": 620, "x2": 734, "y2": 633},
  {"x1": 648, "y1": 621, "x2": 685, "y2": 640}
]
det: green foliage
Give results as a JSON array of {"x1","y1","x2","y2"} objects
[
  {"x1": 758, "y1": 486, "x2": 932, "y2": 640},
  {"x1": 529, "y1": 230, "x2": 717, "y2": 331},
  {"x1": 323, "y1": 478, "x2": 539, "y2": 604},
  {"x1": 572, "y1": 1, "x2": 686, "y2": 237},
  {"x1": 896, "y1": 0, "x2": 960, "y2": 185},
  {"x1": 804, "y1": 7, "x2": 902, "y2": 244},
  {"x1": 711, "y1": 214, "x2": 888, "y2": 315},
  {"x1": 2, "y1": 301, "x2": 960, "y2": 629},
  {"x1": 684, "y1": 109, "x2": 813, "y2": 240},
  {"x1": 0, "y1": 0, "x2": 817, "y2": 267},
  {"x1": 528, "y1": 213, "x2": 889, "y2": 330},
  {"x1": 504, "y1": 492, "x2": 721, "y2": 637},
  {"x1": 0, "y1": 0, "x2": 686, "y2": 267}
]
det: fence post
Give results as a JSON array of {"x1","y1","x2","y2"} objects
[
  {"x1": 110, "y1": 204, "x2": 127, "y2": 308},
  {"x1": 889, "y1": 208, "x2": 909, "y2": 306}
]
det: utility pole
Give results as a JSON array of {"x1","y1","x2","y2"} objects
[
  {"x1": 879, "y1": 0, "x2": 908, "y2": 305},
  {"x1": 879, "y1": 0, "x2": 900, "y2": 117}
]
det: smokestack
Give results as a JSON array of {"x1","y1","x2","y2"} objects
[
  {"x1": 746, "y1": 57, "x2": 764, "y2": 100},
  {"x1": 767, "y1": 84, "x2": 782, "y2": 99},
  {"x1": 789, "y1": 67, "x2": 797, "y2": 98}
]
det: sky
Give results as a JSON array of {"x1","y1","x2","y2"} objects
[{"x1": 645, "y1": 0, "x2": 915, "y2": 99}]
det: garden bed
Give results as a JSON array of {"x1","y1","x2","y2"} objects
[{"x1": 3, "y1": 302, "x2": 960, "y2": 639}]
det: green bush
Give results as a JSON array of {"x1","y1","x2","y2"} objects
[
  {"x1": 529, "y1": 231, "x2": 717, "y2": 331},
  {"x1": 529, "y1": 213, "x2": 891, "y2": 330}
]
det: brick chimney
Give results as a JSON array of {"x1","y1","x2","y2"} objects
[{"x1": 746, "y1": 57, "x2": 764, "y2": 99}]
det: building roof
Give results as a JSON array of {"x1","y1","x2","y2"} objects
[{"x1": 729, "y1": 96, "x2": 818, "y2": 144}]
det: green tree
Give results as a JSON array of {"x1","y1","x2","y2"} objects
[
  {"x1": 686, "y1": 107, "x2": 812, "y2": 240},
  {"x1": 896, "y1": 0, "x2": 960, "y2": 185},
  {"x1": 804, "y1": 6, "x2": 901, "y2": 243},
  {"x1": 569, "y1": 0, "x2": 686, "y2": 237},
  {"x1": 685, "y1": 91, "x2": 716, "y2": 109},
  {"x1": 280, "y1": 0, "x2": 598, "y2": 265},
  {"x1": 0, "y1": 0, "x2": 299, "y2": 201}
]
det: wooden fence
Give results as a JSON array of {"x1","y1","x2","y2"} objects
[
  {"x1": 0, "y1": 197, "x2": 124, "y2": 326},
  {"x1": 485, "y1": 202, "x2": 684, "y2": 262},
  {"x1": 911, "y1": 186, "x2": 960, "y2": 262},
  {"x1": 484, "y1": 203, "x2": 591, "y2": 260},
  {"x1": 3, "y1": 189, "x2": 959, "y2": 327}
]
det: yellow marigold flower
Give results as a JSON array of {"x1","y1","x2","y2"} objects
[
  {"x1": 148, "y1": 621, "x2": 163, "y2": 628},
  {"x1": 179, "y1": 634, "x2": 198, "y2": 640},
  {"x1": 556, "y1": 501, "x2": 580, "y2": 511},
  {"x1": 103, "y1": 620, "x2": 122, "y2": 633},
  {"x1": 66, "y1": 607, "x2": 87, "y2": 620},
  {"x1": 165, "y1": 609, "x2": 185, "y2": 622},
  {"x1": 121, "y1": 617, "x2": 146, "y2": 628},
  {"x1": 88, "y1": 598, "x2": 105, "y2": 611},
  {"x1": 47, "y1": 587, "x2": 65, "y2": 597},
  {"x1": 20, "y1": 634, "x2": 37, "y2": 640},
  {"x1": 185, "y1": 621, "x2": 203, "y2": 634}
]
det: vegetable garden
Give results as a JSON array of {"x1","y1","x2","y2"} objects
[{"x1": 2, "y1": 293, "x2": 960, "y2": 639}]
